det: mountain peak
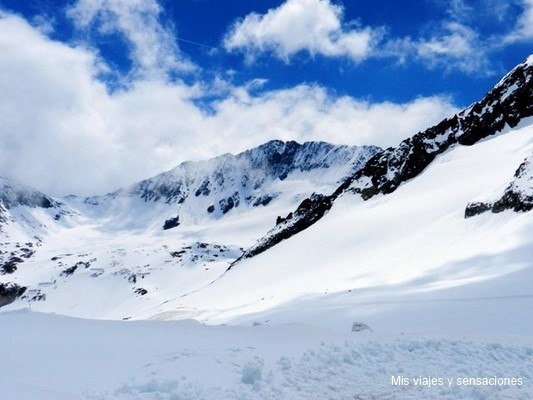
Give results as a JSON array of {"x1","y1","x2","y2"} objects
[{"x1": 86, "y1": 140, "x2": 382, "y2": 227}]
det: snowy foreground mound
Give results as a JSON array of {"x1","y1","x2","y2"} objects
[{"x1": 1, "y1": 311, "x2": 532, "y2": 400}]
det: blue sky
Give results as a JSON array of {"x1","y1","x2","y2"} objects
[
  {"x1": 0, "y1": 0, "x2": 531, "y2": 194},
  {"x1": 3, "y1": 0, "x2": 531, "y2": 103}
]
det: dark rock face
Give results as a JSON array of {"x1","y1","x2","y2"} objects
[
  {"x1": 219, "y1": 192, "x2": 241, "y2": 214},
  {"x1": 227, "y1": 193, "x2": 333, "y2": 269},
  {"x1": 134, "y1": 288, "x2": 148, "y2": 296},
  {"x1": 163, "y1": 216, "x2": 180, "y2": 230},
  {"x1": 195, "y1": 179, "x2": 211, "y2": 196},
  {"x1": 465, "y1": 153, "x2": 533, "y2": 217},
  {"x1": 229, "y1": 56, "x2": 533, "y2": 266},
  {"x1": 1, "y1": 256, "x2": 24, "y2": 274},
  {"x1": 492, "y1": 155, "x2": 533, "y2": 213},
  {"x1": 492, "y1": 190, "x2": 533, "y2": 213},
  {"x1": 0, "y1": 245, "x2": 36, "y2": 275},
  {"x1": 219, "y1": 197, "x2": 234, "y2": 214},
  {"x1": 61, "y1": 265, "x2": 78, "y2": 277},
  {"x1": 253, "y1": 194, "x2": 274, "y2": 207},
  {"x1": 347, "y1": 57, "x2": 532, "y2": 200},
  {"x1": 0, "y1": 282, "x2": 27, "y2": 307},
  {"x1": 465, "y1": 202, "x2": 492, "y2": 218}
]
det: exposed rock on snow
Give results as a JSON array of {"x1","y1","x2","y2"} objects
[
  {"x1": 351, "y1": 321, "x2": 372, "y2": 332},
  {"x1": 0, "y1": 283, "x2": 26, "y2": 307},
  {"x1": 230, "y1": 193, "x2": 333, "y2": 263},
  {"x1": 466, "y1": 152, "x2": 533, "y2": 217},
  {"x1": 162, "y1": 215, "x2": 180, "y2": 230},
  {"x1": 346, "y1": 56, "x2": 532, "y2": 199}
]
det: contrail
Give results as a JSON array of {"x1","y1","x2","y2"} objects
[{"x1": 176, "y1": 37, "x2": 217, "y2": 50}]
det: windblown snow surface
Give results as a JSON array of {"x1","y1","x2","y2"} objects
[
  {"x1": 1, "y1": 310, "x2": 532, "y2": 400},
  {"x1": 1, "y1": 123, "x2": 532, "y2": 399}
]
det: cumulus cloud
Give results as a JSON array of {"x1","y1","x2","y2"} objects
[
  {"x1": 0, "y1": 11, "x2": 458, "y2": 196},
  {"x1": 67, "y1": 0, "x2": 195, "y2": 78},
  {"x1": 223, "y1": 0, "x2": 533, "y2": 75},
  {"x1": 223, "y1": 0, "x2": 381, "y2": 63}
]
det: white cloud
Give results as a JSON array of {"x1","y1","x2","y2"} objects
[
  {"x1": 223, "y1": 0, "x2": 381, "y2": 63},
  {"x1": 224, "y1": 0, "x2": 514, "y2": 75},
  {"x1": 382, "y1": 22, "x2": 492, "y2": 75},
  {"x1": 0, "y1": 11, "x2": 458, "y2": 196},
  {"x1": 504, "y1": 0, "x2": 533, "y2": 43},
  {"x1": 445, "y1": 0, "x2": 473, "y2": 20},
  {"x1": 209, "y1": 86, "x2": 457, "y2": 154},
  {"x1": 31, "y1": 15, "x2": 55, "y2": 35},
  {"x1": 67, "y1": 0, "x2": 195, "y2": 78},
  {"x1": 414, "y1": 22, "x2": 491, "y2": 74}
]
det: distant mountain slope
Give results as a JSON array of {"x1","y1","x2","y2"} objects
[
  {"x1": 0, "y1": 177, "x2": 58, "y2": 212},
  {"x1": 80, "y1": 140, "x2": 380, "y2": 228},
  {"x1": 0, "y1": 176, "x2": 70, "y2": 238},
  {"x1": 0, "y1": 177, "x2": 71, "y2": 303},
  {"x1": 0, "y1": 140, "x2": 379, "y2": 315},
  {"x1": 236, "y1": 55, "x2": 533, "y2": 262}
]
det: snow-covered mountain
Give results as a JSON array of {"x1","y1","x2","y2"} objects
[
  {"x1": 0, "y1": 177, "x2": 73, "y2": 305},
  {"x1": 238, "y1": 55, "x2": 533, "y2": 260},
  {"x1": 0, "y1": 56, "x2": 531, "y2": 324},
  {"x1": 78, "y1": 140, "x2": 379, "y2": 229},
  {"x1": 0, "y1": 177, "x2": 58, "y2": 211},
  {"x1": 0, "y1": 177, "x2": 70, "y2": 274},
  {"x1": 0, "y1": 141, "x2": 379, "y2": 313}
]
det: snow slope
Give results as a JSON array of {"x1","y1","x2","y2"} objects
[{"x1": 174, "y1": 122, "x2": 533, "y2": 336}]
